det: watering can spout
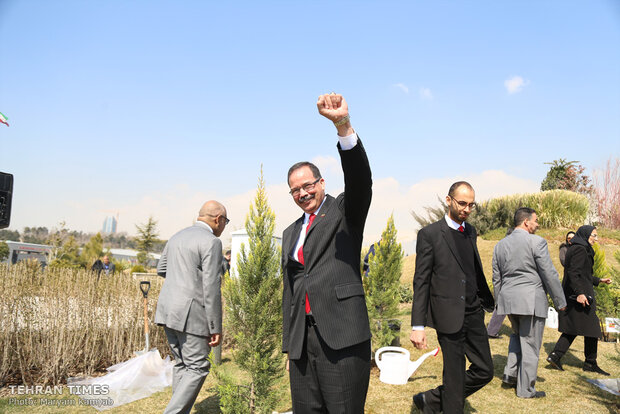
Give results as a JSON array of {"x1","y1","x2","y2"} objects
[
  {"x1": 408, "y1": 361, "x2": 418, "y2": 378},
  {"x1": 409, "y1": 347, "x2": 440, "y2": 378}
]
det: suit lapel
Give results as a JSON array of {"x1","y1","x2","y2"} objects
[
  {"x1": 286, "y1": 215, "x2": 304, "y2": 258},
  {"x1": 440, "y1": 219, "x2": 466, "y2": 274},
  {"x1": 305, "y1": 195, "x2": 334, "y2": 240}
]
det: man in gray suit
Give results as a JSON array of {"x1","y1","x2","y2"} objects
[
  {"x1": 155, "y1": 200, "x2": 229, "y2": 414},
  {"x1": 492, "y1": 207, "x2": 566, "y2": 399}
]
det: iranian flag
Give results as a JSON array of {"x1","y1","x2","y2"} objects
[{"x1": 0, "y1": 112, "x2": 8, "y2": 127}]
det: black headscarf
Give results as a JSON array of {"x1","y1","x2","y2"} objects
[
  {"x1": 570, "y1": 225, "x2": 596, "y2": 258},
  {"x1": 565, "y1": 231, "x2": 575, "y2": 244}
]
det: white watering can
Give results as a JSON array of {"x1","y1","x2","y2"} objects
[{"x1": 375, "y1": 346, "x2": 440, "y2": 385}]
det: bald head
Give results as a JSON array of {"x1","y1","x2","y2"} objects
[
  {"x1": 198, "y1": 200, "x2": 226, "y2": 218},
  {"x1": 197, "y1": 200, "x2": 228, "y2": 237}
]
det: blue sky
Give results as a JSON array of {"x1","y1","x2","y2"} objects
[{"x1": 1, "y1": 0, "x2": 619, "y2": 252}]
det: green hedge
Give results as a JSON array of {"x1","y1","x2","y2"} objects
[{"x1": 476, "y1": 189, "x2": 589, "y2": 230}]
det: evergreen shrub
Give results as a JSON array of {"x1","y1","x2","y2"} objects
[{"x1": 364, "y1": 215, "x2": 404, "y2": 352}]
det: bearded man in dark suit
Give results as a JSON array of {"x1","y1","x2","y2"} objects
[
  {"x1": 282, "y1": 93, "x2": 372, "y2": 413},
  {"x1": 410, "y1": 181, "x2": 494, "y2": 413}
]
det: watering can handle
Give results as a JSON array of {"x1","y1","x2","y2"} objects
[
  {"x1": 140, "y1": 281, "x2": 151, "y2": 349},
  {"x1": 374, "y1": 346, "x2": 410, "y2": 370},
  {"x1": 140, "y1": 281, "x2": 150, "y2": 298}
]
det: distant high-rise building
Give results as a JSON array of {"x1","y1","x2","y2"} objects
[{"x1": 102, "y1": 216, "x2": 117, "y2": 234}]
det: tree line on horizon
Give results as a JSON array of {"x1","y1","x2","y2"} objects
[
  {"x1": 0, "y1": 225, "x2": 165, "y2": 252},
  {"x1": 0, "y1": 218, "x2": 165, "y2": 269}
]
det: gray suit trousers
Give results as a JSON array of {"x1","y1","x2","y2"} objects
[
  {"x1": 505, "y1": 315, "x2": 545, "y2": 398},
  {"x1": 163, "y1": 326, "x2": 211, "y2": 414}
]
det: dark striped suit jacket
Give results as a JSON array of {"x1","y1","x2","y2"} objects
[{"x1": 282, "y1": 139, "x2": 372, "y2": 360}]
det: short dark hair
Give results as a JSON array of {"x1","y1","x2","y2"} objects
[
  {"x1": 448, "y1": 181, "x2": 474, "y2": 197},
  {"x1": 514, "y1": 207, "x2": 536, "y2": 227},
  {"x1": 287, "y1": 162, "x2": 322, "y2": 186}
]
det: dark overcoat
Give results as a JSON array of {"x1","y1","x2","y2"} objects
[
  {"x1": 411, "y1": 219, "x2": 494, "y2": 334},
  {"x1": 558, "y1": 243, "x2": 602, "y2": 338}
]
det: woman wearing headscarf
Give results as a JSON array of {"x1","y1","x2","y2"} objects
[
  {"x1": 558, "y1": 231, "x2": 575, "y2": 267},
  {"x1": 546, "y1": 225, "x2": 612, "y2": 375}
]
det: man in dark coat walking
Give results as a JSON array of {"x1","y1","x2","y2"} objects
[
  {"x1": 92, "y1": 255, "x2": 116, "y2": 278},
  {"x1": 410, "y1": 181, "x2": 495, "y2": 413}
]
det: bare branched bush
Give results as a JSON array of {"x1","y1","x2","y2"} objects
[
  {"x1": 0, "y1": 263, "x2": 168, "y2": 386},
  {"x1": 593, "y1": 157, "x2": 620, "y2": 229}
]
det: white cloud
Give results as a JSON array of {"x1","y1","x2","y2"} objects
[
  {"x1": 419, "y1": 87, "x2": 433, "y2": 100},
  {"x1": 393, "y1": 83, "x2": 409, "y2": 94},
  {"x1": 504, "y1": 76, "x2": 529, "y2": 94},
  {"x1": 311, "y1": 155, "x2": 341, "y2": 177}
]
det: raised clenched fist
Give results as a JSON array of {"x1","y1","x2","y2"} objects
[{"x1": 317, "y1": 93, "x2": 349, "y2": 123}]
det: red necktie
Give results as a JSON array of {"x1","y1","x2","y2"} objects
[
  {"x1": 298, "y1": 213, "x2": 316, "y2": 313},
  {"x1": 458, "y1": 225, "x2": 464, "y2": 233}
]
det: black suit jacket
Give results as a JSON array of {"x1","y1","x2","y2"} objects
[
  {"x1": 411, "y1": 218, "x2": 494, "y2": 334},
  {"x1": 282, "y1": 139, "x2": 372, "y2": 360},
  {"x1": 91, "y1": 260, "x2": 115, "y2": 276}
]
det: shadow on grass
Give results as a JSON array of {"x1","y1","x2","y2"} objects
[
  {"x1": 195, "y1": 394, "x2": 220, "y2": 413},
  {"x1": 569, "y1": 372, "x2": 620, "y2": 414},
  {"x1": 491, "y1": 353, "x2": 508, "y2": 381},
  {"x1": 464, "y1": 400, "x2": 478, "y2": 413},
  {"x1": 408, "y1": 375, "x2": 438, "y2": 383}
]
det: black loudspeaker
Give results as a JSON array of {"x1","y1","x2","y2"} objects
[{"x1": 0, "y1": 172, "x2": 13, "y2": 229}]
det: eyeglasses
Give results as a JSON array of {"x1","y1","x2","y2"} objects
[
  {"x1": 590, "y1": 234, "x2": 598, "y2": 239},
  {"x1": 289, "y1": 178, "x2": 321, "y2": 197},
  {"x1": 450, "y1": 197, "x2": 476, "y2": 210},
  {"x1": 206, "y1": 214, "x2": 230, "y2": 225}
]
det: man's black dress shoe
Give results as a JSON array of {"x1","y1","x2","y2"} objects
[
  {"x1": 501, "y1": 374, "x2": 517, "y2": 388},
  {"x1": 583, "y1": 362, "x2": 610, "y2": 376},
  {"x1": 521, "y1": 391, "x2": 546, "y2": 399},
  {"x1": 546, "y1": 353, "x2": 563, "y2": 371},
  {"x1": 413, "y1": 392, "x2": 434, "y2": 413}
]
